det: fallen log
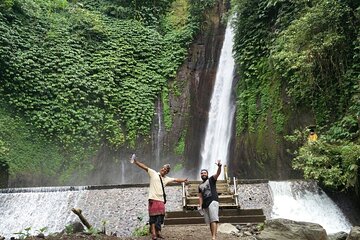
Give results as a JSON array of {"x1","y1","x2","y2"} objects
[{"x1": 71, "y1": 208, "x2": 92, "y2": 230}]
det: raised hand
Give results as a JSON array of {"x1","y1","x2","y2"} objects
[
  {"x1": 215, "y1": 160, "x2": 222, "y2": 167},
  {"x1": 130, "y1": 153, "x2": 136, "y2": 163}
]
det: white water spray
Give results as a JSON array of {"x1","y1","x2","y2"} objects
[
  {"x1": 0, "y1": 188, "x2": 85, "y2": 238},
  {"x1": 152, "y1": 98, "x2": 163, "y2": 166},
  {"x1": 199, "y1": 21, "x2": 236, "y2": 178},
  {"x1": 155, "y1": 98, "x2": 163, "y2": 165},
  {"x1": 269, "y1": 181, "x2": 352, "y2": 234},
  {"x1": 121, "y1": 160, "x2": 125, "y2": 183}
]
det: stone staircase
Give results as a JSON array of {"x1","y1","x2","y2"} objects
[
  {"x1": 164, "y1": 178, "x2": 266, "y2": 225},
  {"x1": 183, "y1": 180, "x2": 239, "y2": 209},
  {"x1": 165, "y1": 208, "x2": 265, "y2": 225}
]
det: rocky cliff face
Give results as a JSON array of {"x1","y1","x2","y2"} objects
[
  {"x1": 231, "y1": 104, "x2": 315, "y2": 180},
  {"x1": 74, "y1": 0, "x2": 229, "y2": 185},
  {"x1": 161, "y1": 0, "x2": 227, "y2": 178},
  {"x1": 169, "y1": 0, "x2": 312, "y2": 180}
]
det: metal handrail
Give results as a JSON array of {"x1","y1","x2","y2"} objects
[
  {"x1": 182, "y1": 182, "x2": 186, "y2": 208},
  {"x1": 224, "y1": 164, "x2": 229, "y2": 182},
  {"x1": 233, "y1": 176, "x2": 239, "y2": 207}
]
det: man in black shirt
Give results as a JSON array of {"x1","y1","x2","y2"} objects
[{"x1": 198, "y1": 160, "x2": 222, "y2": 240}]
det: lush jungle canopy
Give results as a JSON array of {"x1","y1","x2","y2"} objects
[
  {"x1": 232, "y1": 0, "x2": 359, "y2": 193},
  {"x1": 0, "y1": 0, "x2": 214, "y2": 183},
  {"x1": 0, "y1": 0, "x2": 359, "y2": 194}
]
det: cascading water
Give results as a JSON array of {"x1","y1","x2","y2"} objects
[
  {"x1": 152, "y1": 98, "x2": 163, "y2": 166},
  {"x1": 269, "y1": 181, "x2": 352, "y2": 234},
  {"x1": 121, "y1": 161, "x2": 125, "y2": 183},
  {"x1": 0, "y1": 187, "x2": 85, "y2": 238},
  {"x1": 0, "y1": 185, "x2": 152, "y2": 239},
  {"x1": 199, "y1": 21, "x2": 236, "y2": 179},
  {"x1": 155, "y1": 98, "x2": 163, "y2": 165}
]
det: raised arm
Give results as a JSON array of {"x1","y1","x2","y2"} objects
[
  {"x1": 213, "y1": 160, "x2": 222, "y2": 180},
  {"x1": 133, "y1": 159, "x2": 149, "y2": 172}
]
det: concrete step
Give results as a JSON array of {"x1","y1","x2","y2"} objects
[
  {"x1": 164, "y1": 215, "x2": 266, "y2": 225},
  {"x1": 166, "y1": 209, "x2": 264, "y2": 218},
  {"x1": 164, "y1": 208, "x2": 266, "y2": 225}
]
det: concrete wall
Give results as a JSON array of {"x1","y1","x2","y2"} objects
[{"x1": 0, "y1": 183, "x2": 271, "y2": 238}]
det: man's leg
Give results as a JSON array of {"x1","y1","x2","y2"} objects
[
  {"x1": 155, "y1": 215, "x2": 165, "y2": 238},
  {"x1": 150, "y1": 223, "x2": 157, "y2": 239},
  {"x1": 208, "y1": 201, "x2": 219, "y2": 240},
  {"x1": 149, "y1": 216, "x2": 158, "y2": 239},
  {"x1": 210, "y1": 222, "x2": 218, "y2": 240}
]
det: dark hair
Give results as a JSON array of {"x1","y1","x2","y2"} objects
[{"x1": 200, "y1": 169, "x2": 208, "y2": 174}]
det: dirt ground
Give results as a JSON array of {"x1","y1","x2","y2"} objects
[{"x1": 44, "y1": 225, "x2": 254, "y2": 240}]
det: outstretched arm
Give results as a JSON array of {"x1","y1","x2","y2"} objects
[
  {"x1": 213, "y1": 160, "x2": 222, "y2": 180},
  {"x1": 133, "y1": 159, "x2": 149, "y2": 172},
  {"x1": 173, "y1": 178, "x2": 188, "y2": 184}
]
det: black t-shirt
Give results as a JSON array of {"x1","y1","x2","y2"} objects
[{"x1": 198, "y1": 176, "x2": 218, "y2": 208}]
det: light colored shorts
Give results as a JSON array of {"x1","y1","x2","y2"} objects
[{"x1": 203, "y1": 201, "x2": 219, "y2": 224}]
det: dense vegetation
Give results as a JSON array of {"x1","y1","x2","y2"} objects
[
  {"x1": 0, "y1": 0, "x2": 215, "y2": 184},
  {"x1": 232, "y1": 0, "x2": 359, "y2": 193},
  {"x1": 0, "y1": 0, "x2": 358, "y2": 193}
]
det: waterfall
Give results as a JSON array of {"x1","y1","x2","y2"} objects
[
  {"x1": 156, "y1": 98, "x2": 163, "y2": 165},
  {"x1": 121, "y1": 160, "x2": 125, "y2": 183},
  {"x1": 269, "y1": 181, "x2": 352, "y2": 234},
  {"x1": 152, "y1": 97, "x2": 163, "y2": 166},
  {"x1": 0, "y1": 187, "x2": 85, "y2": 238},
  {"x1": 199, "y1": 21, "x2": 235, "y2": 178}
]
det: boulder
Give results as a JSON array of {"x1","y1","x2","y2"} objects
[
  {"x1": 218, "y1": 223, "x2": 239, "y2": 234},
  {"x1": 256, "y1": 218, "x2": 328, "y2": 240},
  {"x1": 328, "y1": 231, "x2": 348, "y2": 240},
  {"x1": 346, "y1": 226, "x2": 360, "y2": 240}
]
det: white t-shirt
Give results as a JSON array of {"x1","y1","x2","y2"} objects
[{"x1": 148, "y1": 168, "x2": 175, "y2": 201}]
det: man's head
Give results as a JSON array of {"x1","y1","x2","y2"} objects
[
  {"x1": 200, "y1": 169, "x2": 208, "y2": 181},
  {"x1": 160, "y1": 164, "x2": 171, "y2": 176}
]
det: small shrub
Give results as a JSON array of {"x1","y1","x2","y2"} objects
[{"x1": 133, "y1": 225, "x2": 149, "y2": 237}]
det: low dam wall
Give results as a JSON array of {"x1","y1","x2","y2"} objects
[{"x1": 0, "y1": 181, "x2": 272, "y2": 238}]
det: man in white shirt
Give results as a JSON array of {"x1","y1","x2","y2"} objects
[{"x1": 132, "y1": 156, "x2": 188, "y2": 240}]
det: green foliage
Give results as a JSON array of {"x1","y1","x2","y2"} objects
[
  {"x1": 288, "y1": 113, "x2": 359, "y2": 192},
  {"x1": 0, "y1": 104, "x2": 65, "y2": 177},
  {"x1": 14, "y1": 227, "x2": 31, "y2": 239},
  {"x1": 85, "y1": 227, "x2": 100, "y2": 235},
  {"x1": 80, "y1": 0, "x2": 175, "y2": 27},
  {"x1": 132, "y1": 224, "x2": 149, "y2": 237},
  {"x1": 233, "y1": 0, "x2": 358, "y2": 131},
  {"x1": 162, "y1": 88, "x2": 172, "y2": 131},
  {"x1": 257, "y1": 223, "x2": 264, "y2": 231},
  {"x1": 233, "y1": 0, "x2": 359, "y2": 191},
  {"x1": 0, "y1": 0, "x2": 214, "y2": 182},
  {"x1": 271, "y1": 0, "x2": 357, "y2": 125},
  {"x1": 293, "y1": 139, "x2": 359, "y2": 191},
  {"x1": 0, "y1": 0, "x2": 14, "y2": 10},
  {"x1": 232, "y1": 0, "x2": 300, "y2": 134},
  {"x1": 0, "y1": 138, "x2": 9, "y2": 163},
  {"x1": 36, "y1": 227, "x2": 48, "y2": 234},
  {"x1": 64, "y1": 224, "x2": 74, "y2": 234},
  {"x1": 175, "y1": 134, "x2": 185, "y2": 155},
  {"x1": 173, "y1": 162, "x2": 184, "y2": 172}
]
